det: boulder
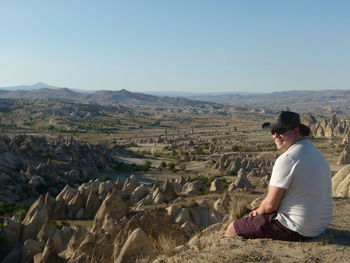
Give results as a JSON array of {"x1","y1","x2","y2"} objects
[
  {"x1": 58, "y1": 226, "x2": 88, "y2": 259},
  {"x1": 22, "y1": 196, "x2": 49, "y2": 242},
  {"x1": 209, "y1": 179, "x2": 224, "y2": 192},
  {"x1": 162, "y1": 180, "x2": 177, "y2": 201},
  {"x1": 337, "y1": 146, "x2": 350, "y2": 165},
  {"x1": 22, "y1": 239, "x2": 45, "y2": 263},
  {"x1": 228, "y1": 168, "x2": 253, "y2": 191},
  {"x1": 37, "y1": 219, "x2": 56, "y2": 242},
  {"x1": 114, "y1": 178, "x2": 123, "y2": 190},
  {"x1": 332, "y1": 164, "x2": 350, "y2": 198},
  {"x1": 92, "y1": 189, "x2": 128, "y2": 233},
  {"x1": 182, "y1": 181, "x2": 203, "y2": 195},
  {"x1": 153, "y1": 192, "x2": 165, "y2": 205},
  {"x1": 2, "y1": 217, "x2": 21, "y2": 249},
  {"x1": 33, "y1": 235, "x2": 62, "y2": 263},
  {"x1": 67, "y1": 192, "x2": 84, "y2": 219},
  {"x1": 98, "y1": 180, "x2": 113, "y2": 200},
  {"x1": 122, "y1": 175, "x2": 139, "y2": 194},
  {"x1": 115, "y1": 228, "x2": 157, "y2": 263},
  {"x1": 174, "y1": 208, "x2": 191, "y2": 224},
  {"x1": 55, "y1": 185, "x2": 77, "y2": 203},
  {"x1": 181, "y1": 221, "x2": 199, "y2": 233},
  {"x1": 84, "y1": 189, "x2": 100, "y2": 219},
  {"x1": 131, "y1": 184, "x2": 149, "y2": 203}
]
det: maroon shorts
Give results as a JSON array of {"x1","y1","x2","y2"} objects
[{"x1": 233, "y1": 212, "x2": 308, "y2": 241}]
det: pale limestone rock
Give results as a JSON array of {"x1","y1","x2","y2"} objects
[
  {"x1": 85, "y1": 188, "x2": 100, "y2": 219},
  {"x1": 37, "y1": 219, "x2": 56, "y2": 242},
  {"x1": 98, "y1": 180, "x2": 113, "y2": 200},
  {"x1": 131, "y1": 184, "x2": 149, "y2": 203},
  {"x1": 22, "y1": 196, "x2": 49, "y2": 242},
  {"x1": 209, "y1": 178, "x2": 224, "y2": 192},
  {"x1": 213, "y1": 191, "x2": 232, "y2": 213},
  {"x1": 114, "y1": 177, "x2": 123, "y2": 189},
  {"x1": 332, "y1": 164, "x2": 350, "y2": 198},
  {"x1": 228, "y1": 168, "x2": 253, "y2": 191},
  {"x1": 115, "y1": 228, "x2": 157, "y2": 263},
  {"x1": 122, "y1": 175, "x2": 139, "y2": 194},
  {"x1": 181, "y1": 221, "x2": 199, "y2": 232},
  {"x1": 166, "y1": 205, "x2": 180, "y2": 220},
  {"x1": 92, "y1": 189, "x2": 128, "y2": 233},
  {"x1": 137, "y1": 194, "x2": 153, "y2": 207},
  {"x1": 182, "y1": 181, "x2": 203, "y2": 195},
  {"x1": 162, "y1": 179, "x2": 177, "y2": 201},
  {"x1": 342, "y1": 129, "x2": 350, "y2": 144},
  {"x1": 55, "y1": 185, "x2": 77, "y2": 203},
  {"x1": 337, "y1": 146, "x2": 350, "y2": 165},
  {"x1": 22, "y1": 239, "x2": 45, "y2": 263},
  {"x1": 3, "y1": 217, "x2": 21, "y2": 249},
  {"x1": 153, "y1": 192, "x2": 164, "y2": 205},
  {"x1": 58, "y1": 226, "x2": 88, "y2": 259},
  {"x1": 174, "y1": 208, "x2": 191, "y2": 224},
  {"x1": 34, "y1": 235, "x2": 61, "y2": 263},
  {"x1": 67, "y1": 192, "x2": 84, "y2": 219}
]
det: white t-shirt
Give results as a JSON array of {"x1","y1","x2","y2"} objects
[{"x1": 270, "y1": 139, "x2": 333, "y2": 237}]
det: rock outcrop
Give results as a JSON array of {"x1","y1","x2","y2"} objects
[{"x1": 332, "y1": 165, "x2": 350, "y2": 198}]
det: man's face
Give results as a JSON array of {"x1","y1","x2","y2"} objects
[{"x1": 271, "y1": 127, "x2": 299, "y2": 152}]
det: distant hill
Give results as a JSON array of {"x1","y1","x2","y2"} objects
[
  {"x1": 2, "y1": 83, "x2": 350, "y2": 110},
  {"x1": 0, "y1": 82, "x2": 66, "y2": 91},
  {"x1": 0, "y1": 84, "x2": 215, "y2": 106},
  {"x1": 180, "y1": 89, "x2": 350, "y2": 111}
]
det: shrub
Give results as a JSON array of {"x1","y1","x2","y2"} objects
[
  {"x1": 167, "y1": 162, "x2": 175, "y2": 170},
  {"x1": 179, "y1": 163, "x2": 186, "y2": 171},
  {"x1": 0, "y1": 202, "x2": 30, "y2": 217},
  {"x1": 160, "y1": 161, "x2": 167, "y2": 168},
  {"x1": 100, "y1": 175, "x2": 110, "y2": 182},
  {"x1": 142, "y1": 161, "x2": 152, "y2": 172}
]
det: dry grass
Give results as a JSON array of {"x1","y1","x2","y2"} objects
[
  {"x1": 228, "y1": 196, "x2": 250, "y2": 221},
  {"x1": 155, "y1": 234, "x2": 185, "y2": 257}
]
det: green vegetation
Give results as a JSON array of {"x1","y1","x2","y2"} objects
[
  {"x1": 167, "y1": 162, "x2": 176, "y2": 172},
  {"x1": 191, "y1": 176, "x2": 230, "y2": 194},
  {"x1": 100, "y1": 175, "x2": 110, "y2": 182},
  {"x1": 231, "y1": 143, "x2": 276, "y2": 152},
  {"x1": 0, "y1": 201, "x2": 30, "y2": 217},
  {"x1": 143, "y1": 161, "x2": 152, "y2": 172},
  {"x1": 113, "y1": 161, "x2": 152, "y2": 173}
]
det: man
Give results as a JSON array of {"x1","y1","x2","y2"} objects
[{"x1": 225, "y1": 111, "x2": 333, "y2": 241}]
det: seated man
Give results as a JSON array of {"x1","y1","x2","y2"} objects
[{"x1": 225, "y1": 111, "x2": 333, "y2": 241}]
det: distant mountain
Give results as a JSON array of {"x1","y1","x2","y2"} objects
[
  {"x1": 145, "y1": 91, "x2": 263, "y2": 97},
  {"x1": 0, "y1": 82, "x2": 65, "y2": 91},
  {"x1": 0, "y1": 85, "x2": 215, "y2": 106},
  {"x1": 175, "y1": 89, "x2": 350, "y2": 111},
  {"x1": 2, "y1": 83, "x2": 350, "y2": 110},
  {"x1": 0, "y1": 87, "x2": 79, "y2": 101}
]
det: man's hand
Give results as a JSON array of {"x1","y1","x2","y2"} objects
[{"x1": 249, "y1": 206, "x2": 259, "y2": 217}]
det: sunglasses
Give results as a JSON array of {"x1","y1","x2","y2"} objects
[{"x1": 271, "y1": 127, "x2": 294, "y2": 135}]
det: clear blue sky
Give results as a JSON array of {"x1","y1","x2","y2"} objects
[{"x1": 0, "y1": 0, "x2": 349, "y2": 93}]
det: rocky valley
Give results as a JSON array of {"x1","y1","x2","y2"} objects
[{"x1": 0, "y1": 88, "x2": 349, "y2": 263}]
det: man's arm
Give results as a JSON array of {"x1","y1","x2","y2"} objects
[{"x1": 250, "y1": 186, "x2": 286, "y2": 217}]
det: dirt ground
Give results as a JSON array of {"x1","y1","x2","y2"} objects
[{"x1": 156, "y1": 197, "x2": 350, "y2": 263}]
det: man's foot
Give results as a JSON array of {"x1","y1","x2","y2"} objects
[{"x1": 225, "y1": 221, "x2": 237, "y2": 237}]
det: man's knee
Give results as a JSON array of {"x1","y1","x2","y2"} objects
[{"x1": 225, "y1": 221, "x2": 238, "y2": 237}]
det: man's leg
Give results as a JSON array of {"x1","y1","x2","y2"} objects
[{"x1": 225, "y1": 221, "x2": 237, "y2": 237}]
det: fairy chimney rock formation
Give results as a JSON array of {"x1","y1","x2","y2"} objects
[{"x1": 337, "y1": 146, "x2": 350, "y2": 165}]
